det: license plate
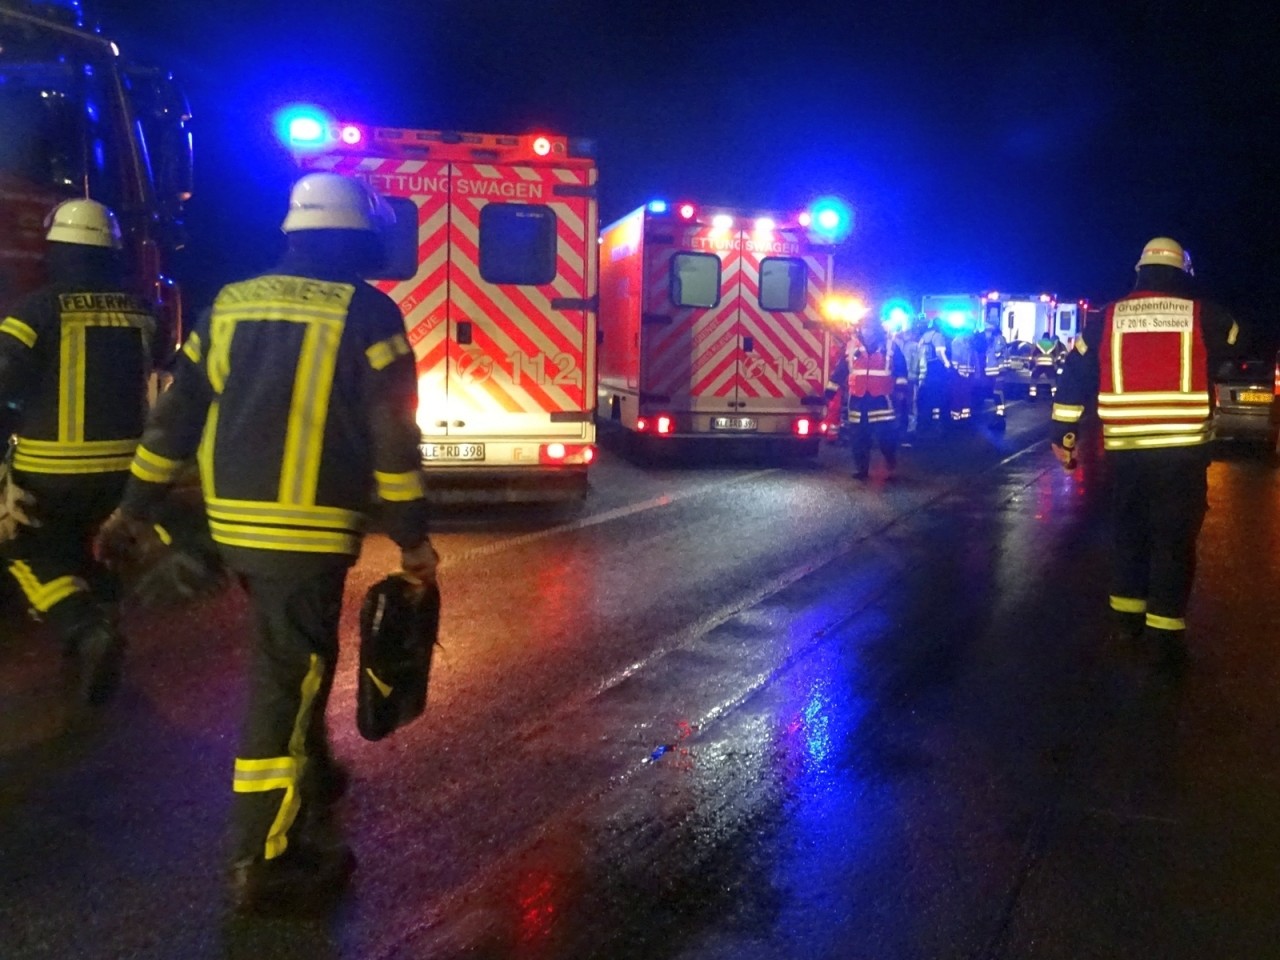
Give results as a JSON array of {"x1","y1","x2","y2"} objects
[
  {"x1": 1237, "y1": 390, "x2": 1272, "y2": 404},
  {"x1": 421, "y1": 442, "x2": 485, "y2": 461},
  {"x1": 711, "y1": 416, "x2": 758, "y2": 431}
]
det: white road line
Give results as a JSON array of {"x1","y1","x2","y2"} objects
[{"x1": 441, "y1": 468, "x2": 778, "y2": 568}]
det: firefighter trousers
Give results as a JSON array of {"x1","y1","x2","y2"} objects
[
  {"x1": 2, "y1": 471, "x2": 125, "y2": 642},
  {"x1": 230, "y1": 563, "x2": 349, "y2": 865},
  {"x1": 917, "y1": 364, "x2": 951, "y2": 428},
  {"x1": 1108, "y1": 448, "x2": 1209, "y2": 633},
  {"x1": 849, "y1": 395, "x2": 898, "y2": 475}
]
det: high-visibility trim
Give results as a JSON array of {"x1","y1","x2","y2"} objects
[
  {"x1": 1103, "y1": 433, "x2": 1210, "y2": 450},
  {"x1": 130, "y1": 444, "x2": 186, "y2": 484},
  {"x1": 1180, "y1": 328, "x2": 1193, "y2": 392},
  {"x1": 208, "y1": 521, "x2": 361, "y2": 555},
  {"x1": 182, "y1": 331, "x2": 203, "y2": 364},
  {"x1": 366, "y1": 333, "x2": 412, "y2": 372},
  {"x1": 1228, "y1": 321, "x2": 1239, "y2": 346},
  {"x1": 1074, "y1": 338, "x2": 1087, "y2": 355},
  {"x1": 374, "y1": 470, "x2": 426, "y2": 502},
  {"x1": 1052, "y1": 404, "x2": 1084, "y2": 423},
  {"x1": 1111, "y1": 328, "x2": 1125, "y2": 393},
  {"x1": 1098, "y1": 391, "x2": 1208, "y2": 403},
  {"x1": 1146, "y1": 613, "x2": 1186, "y2": 631},
  {"x1": 1109, "y1": 595, "x2": 1147, "y2": 614},
  {"x1": 1097, "y1": 405, "x2": 1210, "y2": 420},
  {"x1": 365, "y1": 667, "x2": 393, "y2": 698},
  {"x1": 205, "y1": 497, "x2": 365, "y2": 531},
  {"x1": 8, "y1": 562, "x2": 88, "y2": 613},
  {"x1": 14, "y1": 452, "x2": 136, "y2": 474},
  {"x1": 59, "y1": 324, "x2": 87, "y2": 443},
  {"x1": 279, "y1": 320, "x2": 342, "y2": 507},
  {"x1": 1103, "y1": 422, "x2": 1210, "y2": 436},
  {"x1": 16, "y1": 437, "x2": 139, "y2": 457},
  {"x1": 0, "y1": 316, "x2": 37, "y2": 348},
  {"x1": 233, "y1": 756, "x2": 297, "y2": 794},
  {"x1": 198, "y1": 400, "x2": 220, "y2": 495}
]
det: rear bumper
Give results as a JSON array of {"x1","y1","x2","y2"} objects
[
  {"x1": 420, "y1": 465, "x2": 590, "y2": 503},
  {"x1": 1214, "y1": 407, "x2": 1277, "y2": 440}
]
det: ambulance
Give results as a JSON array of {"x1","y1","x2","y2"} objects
[
  {"x1": 597, "y1": 199, "x2": 844, "y2": 452},
  {"x1": 286, "y1": 114, "x2": 598, "y2": 499},
  {"x1": 979, "y1": 292, "x2": 1081, "y2": 345}
]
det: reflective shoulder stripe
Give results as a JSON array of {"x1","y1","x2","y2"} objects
[
  {"x1": 1074, "y1": 338, "x2": 1087, "y2": 355},
  {"x1": 182, "y1": 331, "x2": 203, "y2": 363},
  {"x1": 366, "y1": 333, "x2": 412, "y2": 372},
  {"x1": 375, "y1": 469, "x2": 426, "y2": 502},
  {"x1": 0, "y1": 316, "x2": 38, "y2": 348}
]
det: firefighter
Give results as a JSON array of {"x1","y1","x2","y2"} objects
[
  {"x1": 1051, "y1": 237, "x2": 1239, "y2": 670},
  {"x1": 0, "y1": 199, "x2": 161, "y2": 704},
  {"x1": 1029, "y1": 328, "x2": 1065, "y2": 400},
  {"x1": 977, "y1": 315, "x2": 1008, "y2": 426},
  {"x1": 948, "y1": 323, "x2": 978, "y2": 424},
  {"x1": 835, "y1": 313, "x2": 906, "y2": 479},
  {"x1": 104, "y1": 173, "x2": 438, "y2": 913},
  {"x1": 915, "y1": 317, "x2": 952, "y2": 432}
]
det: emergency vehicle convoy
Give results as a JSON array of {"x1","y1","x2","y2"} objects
[
  {"x1": 287, "y1": 116, "x2": 598, "y2": 499},
  {"x1": 596, "y1": 200, "x2": 843, "y2": 453},
  {"x1": 0, "y1": 0, "x2": 192, "y2": 340}
]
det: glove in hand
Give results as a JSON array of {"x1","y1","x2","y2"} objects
[{"x1": 400, "y1": 540, "x2": 440, "y2": 589}]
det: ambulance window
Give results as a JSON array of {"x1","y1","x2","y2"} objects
[
  {"x1": 670, "y1": 253, "x2": 721, "y2": 308},
  {"x1": 758, "y1": 258, "x2": 806, "y2": 312},
  {"x1": 377, "y1": 196, "x2": 419, "y2": 281},
  {"x1": 479, "y1": 203, "x2": 557, "y2": 285}
]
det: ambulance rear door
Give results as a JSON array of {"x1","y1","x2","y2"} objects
[{"x1": 444, "y1": 158, "x2": 597, "y2": 455}]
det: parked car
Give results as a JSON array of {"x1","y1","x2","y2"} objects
[{"x1": 1213, "y1": 355, "x2": 1279, "y2": 449}]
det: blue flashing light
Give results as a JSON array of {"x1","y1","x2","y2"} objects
[
  {"x1": 943, "y1": 309, "x2": 974, "y2": 331},
  {"x1": 647, "y1": 199, "x2": 668, "y2": 214},
  {"x1": 806, "y1": 196, "x2": 853, "y2": 243},
  {"x1": 275, "y1": 104, "x2": 333, "y2": 151},
  {"x1": 880, "y1": 298, "x2": 914, "y2": 333}
]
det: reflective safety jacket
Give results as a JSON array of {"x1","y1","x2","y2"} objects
[
  {"x1": 121, "y1": 255, "x2": 430, "y2": 575},
  {"x1": 981, "y1": 331, "x2": 1007, "y2": 377},
  {"x1": 950, "y1": 333, "x2": 978, "y2": 376},
  {"x1": 1052, "y1": 290, "x2": 1239, "y2": 452},
  {"x1": 842, "y1": 333, "x2": 904, "y2": 424},
  {"x1": 0, "y1": 269, "x2": 156, "y2": 476},
  {"x1": 1033, "y1": 336, "x2": 1063, "y2": 368}
]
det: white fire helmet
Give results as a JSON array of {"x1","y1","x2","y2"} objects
[
  {"x1": 44, "y1": 199, "x2": 123, "y2": 250},
  {"x1": 281, "y1": 173, "x2": 393, "y2": 233},
  {"x1": 1136, "y1": 236, "x2": 1193, "y2": 275}
]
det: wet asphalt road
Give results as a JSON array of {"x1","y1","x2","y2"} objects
[{"x1": 2, "y1": 401, "x2": 1279, "y2": 960}]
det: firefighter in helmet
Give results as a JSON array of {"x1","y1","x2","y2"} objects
[
  {"x1": 1029, "y1": 324, "x2": 1066, "y2": 400},
  {"x1": 977, "y1": 313, "x2": 1008, "y2": 426},
  {"x1": 105, "y1": 173, "x2": 438, "y2": 913},
  {"x1": 832, "y1": 312, "x2": 906, "y2": 479},
  {"x1": 0, "y1": 199, "x2": 163, "y2": 705},
  {"x1": 1051, "y1": 236, "x2": 1240, "y2": 670}
]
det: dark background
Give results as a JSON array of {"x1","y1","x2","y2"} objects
[{"x1": 105, "y1": 0, "x2": 1278, "y2": 345}]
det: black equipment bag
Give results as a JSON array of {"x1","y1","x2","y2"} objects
[{"x1": 357, "y1": 573, "x2": 439, "y2": 742}]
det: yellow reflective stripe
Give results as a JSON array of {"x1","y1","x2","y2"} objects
[
  {"x1": 1146, "y1": 613, "x2": 1186, "y2": 631},
  {"x1": 205, "y1": 497, "x2": 364, "y2": 531},
  {"x1": 1052, "y1": 404, "x2": 1084, "y2": 423},
  {"x1": 1227, "y1": 321, "x2": 1239, "y2": 346},
  {"x1": 1098, "y1": 391, "x2": 1208, "y2": 403},
  {"x1": 59, "y1": 324, "x2": 87, "y2": 443},
  {"x1": 1074, "y1": 338, "x2": 1087, "y2": 355},
  {"x1": 279, "y1": 320, "x2": 342, "y2": 506},
  {"x1": 206, "y1": 313, "x2": 235, "y2": 394},
  {"x1": 365, "y1": 667, "x2": 393, "y2": 698},
  {"x1": 0, "y1": 316, "x2": 37, "y2": 348},
  {"x1": 1103, "y1": 422, "x2": 1210, "y2": 436},
  {"x1": 1098, "y1": 406, "x2": 1210, "y2": 419},
  {"x1": 8, "y1": 562, "x2": 88, "y2": 612},
  {"x1": 15, "y1": 453, "x2": 135, "y2": 474},
  {"x1": 374, "y1": 470, "x2": 425, "y2": 503},
  {"x1": 181, "y1": 331, "x2": 202, "y2": 363},
  {"x1": 1111, "y1": 327, "x2": 1124, "y2": 393},
  {"x1": 1180, "y1": 327, "x2": 1193, "y2": 392},
  {"x1": 216, "y1": 304, "x2": 349, "y2": 324},
  {"x1": 209, "y1": 521, "x2": 360, "y2": 554},
  {"x1": 366, "y1": 333, "x2": 411, "y2": 371},
  {"x1": 15, "y1": 437, "x2": 138, "y2": 456},
  {"x1": 198, "y1": 400, "x2": 220, "y2": 495},
  {"x1": 130, "y1": 445, "x2": 186, "y2": 484},
  {"x1": 233, "y1": 756, "x2": 296, "y2": 794},
  {"x1": 1110, "y1": 595, "x2": 1147, "y2": 613},
  {"x1": 1104, "y1": 434, "x2": 1209, "y2": 450}
]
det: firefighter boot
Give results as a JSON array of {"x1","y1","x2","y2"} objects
[
  {"x1": 72, "y1": 621, "x2": 126, "y2": 706},
  {"x1": 229, "y1": 842, "x2": 357, "y2": 916}
]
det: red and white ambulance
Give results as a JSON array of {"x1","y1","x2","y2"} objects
[
  {"x1": 290, "y1": 119, "x2": 598, "y2": 499},
  {"x1": 597, "y1": 201, "x2": 837, "y2": 452}
]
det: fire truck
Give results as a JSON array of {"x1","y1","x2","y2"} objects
[
  {"x1": 0, "y1": 0, "x2": 192, "y2": 341},
  {"x1": 287, "y1": 114, "x2": 598, "y2": 500},
  {"x1": 597, "y1": 200, "x2": 843, "y2": 453}
]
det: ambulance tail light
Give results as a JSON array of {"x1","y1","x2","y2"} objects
[
  {"x1": 539, "y1": 443, "x2": 595, "y2": 466},
  {"x1": 754, "y1": 217, "x2": 775, "y2": 233},
  {"x1": 635, "y1": 417, "x2": 649, "y2": 432},
  {"x1": 677, "y1": 203, "x2": 697, "y2": 221},
  {"x1": 712, "y1": 214, "x2": 734, "y2": 230},
  {"x1": 793, "y1": 417, "x2": 814, "y2": 437},
  {"x1": 819, "y1": 421, "x2": 830, "y2": 435},
  {"x1": 532, "y1": 136, "x2": 553, "y2": 157},
  {"x1": 656, "y1": 415, "x2": 674, "y2": 435},
  {"x1": 339, "y1": 124, "x2": 364, "y2": 146}
]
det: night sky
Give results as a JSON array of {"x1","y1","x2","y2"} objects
[{"x1": 105, "y1": 0, "x2": 1279, "y2": 344}]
